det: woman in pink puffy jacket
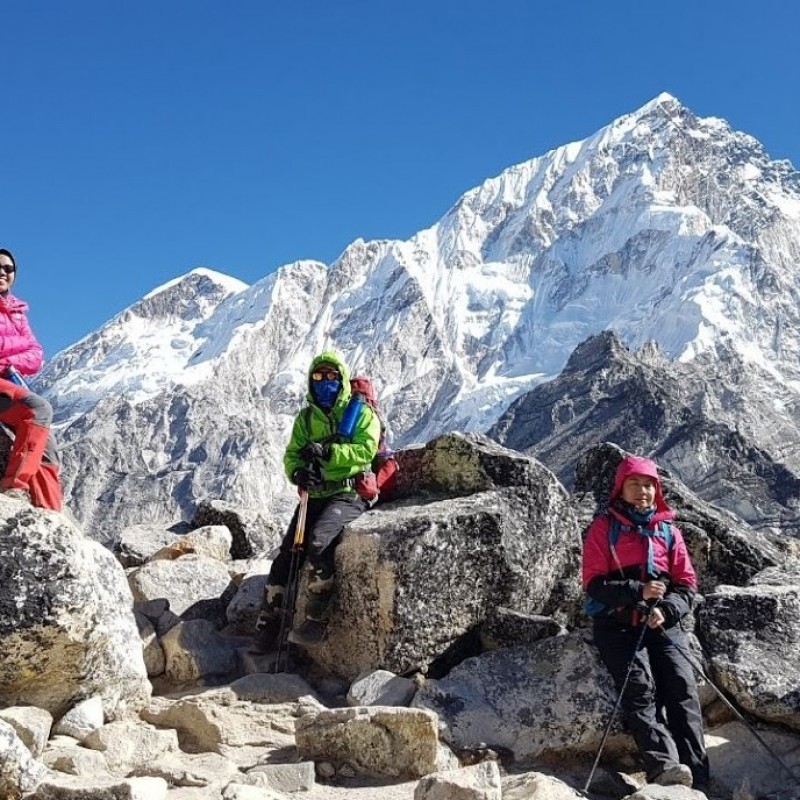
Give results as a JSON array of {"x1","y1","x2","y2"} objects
[
  {"x1": 582, "y1": 455, "x2": 707, "y2": 790},
  {"x1": 0, "y1": 248, "x2": 62, "y2": 510}
]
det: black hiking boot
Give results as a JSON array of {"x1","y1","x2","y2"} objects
[
  {"x1": 287, "y1": 618, "x2": 328, "y2": 647},
  {"x1": 250, "y1": 613, "x2": 283, "y2": 654},
  {"x1": 250, "y1": 584, "x2": 287, "y2": 654}
]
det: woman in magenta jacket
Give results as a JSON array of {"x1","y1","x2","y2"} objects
[
  {"x1": 582, "y1": 455, "x2": 708, "y2": 790},
  {"x1": 0, "y1": 248, "x2": 62, "y2": 510}
]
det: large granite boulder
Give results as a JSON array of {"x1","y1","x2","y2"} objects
[
  {"x1": 413, "y1": 630, "x2": 628, "y2": 763},
  {"x1": 304, "y1": 433, "x2": 582, "y2": 680},
  {"x1": 0, "y1": 502, "x2": 150, "y2": 718},
  {"x1": 699, "y1": 564, "x2": 800, "y2": 730}
]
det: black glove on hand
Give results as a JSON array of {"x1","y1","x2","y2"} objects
[
  {"x1": 292, "y1": 466, "x2": 323, "y2": 489},
  {"x1": 299, "y1": 441, "x2": 330, "y2": 462}
]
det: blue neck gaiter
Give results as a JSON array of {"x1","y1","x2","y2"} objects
[
  {"x1": 313, "y1": 379, "x2": 341, "y2": 410},
  {"x1": 618, "y1": 502, "x2": 656, "y2": 528}
]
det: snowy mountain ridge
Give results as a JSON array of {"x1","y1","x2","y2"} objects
[{"x1": 35, "y1": 93, "x2": 800, "y2": 534}]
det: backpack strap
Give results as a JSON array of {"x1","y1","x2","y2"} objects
[{"x1": 608, "y1": 514, "x2": 674, "y2": 578}]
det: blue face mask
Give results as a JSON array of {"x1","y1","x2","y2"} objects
[{"x1": 312, "y1": 379, "x2": 341, "y2": 410}]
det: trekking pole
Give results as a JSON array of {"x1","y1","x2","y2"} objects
[
  {"x1": 655, "y1": 628, "x2": 800, "y2": 786},
  {"x1": 273, "y1": 489, "x2": 309, "y2": 674},
  {"x1": 583, "y1": 605, "x2": 654, "y2": 794}
]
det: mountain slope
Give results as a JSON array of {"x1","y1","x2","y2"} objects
[
  {"x1": 490, "y1": 331, "x2": 800, "y2": 533},
  {"x1": 37, "y1": 93, "x2": 800, "y2": 536}
]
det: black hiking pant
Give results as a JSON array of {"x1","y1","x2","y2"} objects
[
  {"x1": 593, "y1": 620, "x2": 709, "y2": 787},
  {"x1": 268, "y1": 492, "x2": 369, "y2": 588}
]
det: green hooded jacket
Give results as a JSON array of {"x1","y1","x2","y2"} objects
[{"x1": 284, "y1": 351, "x2": 381, "y2": 498}]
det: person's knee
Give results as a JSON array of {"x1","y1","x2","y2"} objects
[
  {"x1": 623, "y1": 677, "x2": 656, "y2": 709},
  {"x1": 23, "y1": 392, "x2": 53, "y2": 427}
]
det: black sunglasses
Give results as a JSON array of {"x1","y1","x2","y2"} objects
[
  {"x1": 312, "y1": 370, "x2": 341, "y2": 382},
  {"x1": 0, "y1": 264, "x2": 15, "y2": 276}
]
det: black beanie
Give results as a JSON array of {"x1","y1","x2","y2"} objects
[{"x1": 0, "y1": 249, "x2": 16, "y2": 270}]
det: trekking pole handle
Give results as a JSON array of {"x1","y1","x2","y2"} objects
[{"x1": 292, "y1": 489, "x2": 309, "y2": 550}]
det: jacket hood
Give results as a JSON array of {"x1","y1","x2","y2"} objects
[
  {"x1": 611, "y1": 455, "x2": 671, "y2": 514},
  {"x1": 306, "y1": 351, "x2": 351, "y2": 409}
]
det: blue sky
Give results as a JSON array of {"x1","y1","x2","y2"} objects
[{"x1": 2, "y1": 1, "x2": 798, "y2": 359}]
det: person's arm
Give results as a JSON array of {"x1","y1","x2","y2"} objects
[
  {"x1": 314, "y1": 404, "x2": 380, "y2": 481},
  {"x1": 0, "y1": 311, "x2": 44, "y2": 376},
  {"x1": 658, "y1": 527, "x2": 697, "y2": 627},
  {"x1": 284, "y1": 410, "x2": 313, "y2": 483}
]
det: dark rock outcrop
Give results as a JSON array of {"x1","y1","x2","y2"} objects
[{"x1": 491, "y1": 331, "x2": 800, "y2": 534}]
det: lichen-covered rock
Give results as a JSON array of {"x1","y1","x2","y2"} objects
[
  {"x1": 413, "y1": 631, "x2": 630, "y2": 763},
  {"x1": 307, "y1": 433, "x2": 582, "y2": 680},
  {"x1": 295, "y1": 706, "x2": 441, "y2": 779},
  {"x1": 0, "y1": 506, "x2": 150, "y2": 718},
  {"x1": 699, "y1": 582, "x2": 800, "y2": 730}
]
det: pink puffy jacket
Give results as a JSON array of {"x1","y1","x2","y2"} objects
[{"x1": 0, "y1": 294, "x2": 44, "y2": 376}]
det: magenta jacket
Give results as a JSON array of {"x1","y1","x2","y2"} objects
[
  {"x1": 0, "y1": 294, "x2": 44, "y2": 376},
  {"x1": 582, "y1": 455, "x2": 697, "y2": 628}
]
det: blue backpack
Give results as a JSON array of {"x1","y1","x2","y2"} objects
[{"x1": 584, "y1": 515, "x2": 674, "y2": 618}]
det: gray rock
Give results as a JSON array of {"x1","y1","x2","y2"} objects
[
  {"x1": 295, "y1": 706, "x2": 441, "y2": 780},
  {"x1": 0, "y1": 507, "x2": 150, "y2": 718},
  {"x1": 699, "y1": 583, "x2": 800, "y2": 729},
  {"x1": 128, "y1": 556, "x2": 234, "y2": 619},
  {"x1": 112, "y1": 524, "x2": 180, "y2": 568},
  {"x1": 242, "y1": 761, "x2": 316, "y2": 793},
  {"x1": 413, "y1": 631, "x2": 629, "y2": 763},
  {"x1": 52, "y1": 696, "x2": 104, "y2": 742},
  {"x1": 190, "y1": 501, "x2": 283, "y2": 560},
  {"x1": 0, "y1": 718, "x2": 46, "y2": 798},
  {"x1": 134, "y1": 611, "x2": 166, "y2": 678},
  {"x1": 160, "y1": 620, "x2": 241, "y2": 685},
  {"x1": 480, "y1": 607, "x2": 567, "y2": 649},
  {"x1": 151, "y1": 525, "x2": 232, "y2": 563},
  {"x1": 306, "y1": 433, "x2": 582, "y2": 680},
  {"x1": 347, "y1": 670, "x2": 416, "y2": 707},
  {"x1": 29, "y1": 774, "x2": 168, "y2": 799},
  {"x1": 414, "y1": 761, "x2": 502, "y2": 800},
  {"x1": 0, "y1": 706, "x2": 53, "y2": 758}
]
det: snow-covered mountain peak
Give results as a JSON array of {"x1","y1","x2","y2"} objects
[
  {"x1": 142, "y1": 267, "x2": 247, "y2": 301},
  {"x1": 39, "y1": 267, "x2": 250, "y2": 422},
  {"x1": 38, "y1": 95, "x2": 800, "y2": 534}
]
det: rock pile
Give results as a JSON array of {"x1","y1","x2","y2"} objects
[{"x1": 1, "y1": 434, "x2": 799, "y2": 799}]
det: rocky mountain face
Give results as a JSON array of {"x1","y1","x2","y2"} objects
[
  {"x1": 491, "y1": 331, "x2": 800, "y2": 535},
  {"x1": 36, "y1": 92, "x2": 800, "y2": 537}
]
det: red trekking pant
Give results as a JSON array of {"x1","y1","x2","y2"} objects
[{"x1": 0, "y1": 377, "x2": 63, "y2": 511}]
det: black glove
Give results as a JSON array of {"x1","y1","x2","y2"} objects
[
  {"x1": 299, "y1": 441, "x2": 330, "y2": 462},
  {"x1": 292, "y1": 466, "x2": 323, "y2": 489}
]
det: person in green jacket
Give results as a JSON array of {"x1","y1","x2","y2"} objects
[{"x1": 254, "y1": 351, "x2": 381, "y2": 649}]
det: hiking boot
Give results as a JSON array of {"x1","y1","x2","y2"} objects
[
  {"x1": 250, "y1": 612, "x2": 283, "y2": 654},
  {"x1": 653, "y1": 763, "x2": 693, "y2": 787},
  {"x1": 287, "y1": 618, "x2": 328, "y2": 647},
  {"x1": 250, "y1": 584, "x2": 286, "y2": 654}
]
